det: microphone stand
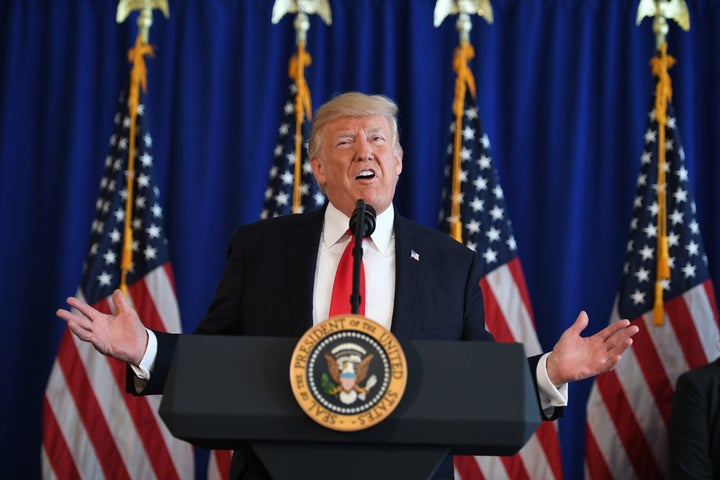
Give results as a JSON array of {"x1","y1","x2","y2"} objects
[{"x1": 350, "y1": 200, "x2": 367, "y2": 314}]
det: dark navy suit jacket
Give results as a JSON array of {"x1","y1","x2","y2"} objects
[
  {"x1": 128, "y1": 206, "x2": 560, "y2": 478},
  {"x1": 669, "y1": 358, "x2": 720, "y2": 479}
]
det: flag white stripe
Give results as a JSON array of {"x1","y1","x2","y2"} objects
[
  {"x1": 44, "y1": 359, "x2": 105, "y2": 479},
  {"x1": 71, "y1": 311, "x2": 156, "y2": 479},
  {"x1": 616, "y1": 344, "x2": 668, "y2": 472},
  {"x1": 685, "y1": 285, "x2": 720, "y2": 360},
  {"x1": 475, "y1": 456, "x2": 510, "y2": 480},
  {"x1": 643, "y1": 309, "x2": 686, "y2": 387},
  {"x1": 207, "y1": 452, "x2": 224, "y2": 480},
  {"x1": 518, "y1": 433, "x2": 556, "y2": 480},
  {"x1": 485, "y1": 264, "x2": 542, "y2": 355},
  {"x1": 586, "y1": 386, "x2": 634, "y2": 480},
  {"x1": 145, "y1": 393, "x2": 194, "y2": 479},
  {"x1": 482, "y1": 264, "x2": 557, "y2": 479},
  {"x1": 126, "y1": 272, "x2": 194, "y2": 479},
  {"x1": 145, "y1": 266, "x2": 182, "y2": 333},
  {"x1": 40, "y1": 446, "x2": 58, "y2": 480},
  {"x1": 75, "y1": 291, "x2": 156, "y2": 478}
]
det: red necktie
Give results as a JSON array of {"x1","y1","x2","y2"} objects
[{"x1": 329, "y1": 233, "x2": 365, "y2": 316}]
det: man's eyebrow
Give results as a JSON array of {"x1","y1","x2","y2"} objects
[
  {"x1": 333, "y1": 131, "x2": 355, "y2": 140},
  {"x1": 366, "y1": 126, "x2": 386, "y2": 136}
]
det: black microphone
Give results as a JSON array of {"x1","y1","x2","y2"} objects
[
  {"x1": 349, "y1": 200, "x2": 376, "y2": 238},
  {"x1": 348, "y1": 200, "x2": 376, "y2": 314}
]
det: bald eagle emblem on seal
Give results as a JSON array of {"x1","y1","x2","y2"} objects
[{"x1": 323, "y1": 344, "x2": 377, "y2": 405}]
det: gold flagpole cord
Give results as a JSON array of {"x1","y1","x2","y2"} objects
[
  {"x1": 450, "y1": 41, "x2": 477, "y2": 242},
  {"x1": 650, "y1": 42, "x2": 675, "y2": 326},
  {"x1": 290, "y1": 40, "x2": 313, "y2": 213}
]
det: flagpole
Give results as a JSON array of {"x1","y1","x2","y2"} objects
[
  {"x1": 636, "y1": 0, "x2": 690, "y2": 325},
  {"x1": 434, "y1": 1, "x2": 492, "y2": 243},
  {"x1": 290, "y1": 14, "x2": 313, "y2": 214},
  {"x1": 450, "y1": 36, "x2": 476, "y2": 242},
  {"x1": 116, "y1": 0, "x2": 169, "y2": 294},
  {"x1": 272, "y1": 0, "x2": 332, "y2": 214}
]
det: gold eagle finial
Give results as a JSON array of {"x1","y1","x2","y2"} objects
[
  {"x1": 117, "y1": 0, "x2": 169, "y2": 23},
  {"x1": 117, "y1": 0, "x2": 169, "y2": 44},
  {"x1": 434, "y1": 0, "x2": 493, "y2": 28},
  {"x1": 636, "y1": 0, "x2": 690, "y2": 49},
  {"x1": 272, "y1": 0, "x2": 332, "y2": 26},
  {"x1": 636, "y1": 0, "x2": 690, "y2": 31}
]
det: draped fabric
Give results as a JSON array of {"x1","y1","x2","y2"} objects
[{"x1": 2, "y1": 1, "x2": 720, "y2": 478}]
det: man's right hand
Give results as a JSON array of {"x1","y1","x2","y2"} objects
[{"x1": 56, "y1": 289, "x2": 148, "y2": 366}]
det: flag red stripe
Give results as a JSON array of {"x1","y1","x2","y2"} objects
[
  {"x1": 478, "y1": 280, "x2": 532, "y2": 480},
  {"x1": 480, "y1": 277, "x2": 515, "y2": 342},
  {"x1": 210, "y1": 450, "x2": 233, "y2": 479},
  {"x1": 454, "y1": 455, "x2": 485, "y2": 480},
  {"x1": 495, "y1": 260, "x2": 564, "y2": 479},
  {"x1": 42, "y1": 395, "x2": 82, "y2": 480},
  {"x1": 703, "y1": 279, "x2": 720, "y2": 325},
  {"x1": 128, "y1": 276, "x2": 169, "y2": 331},
  {"x1": 121, "y1": 277, "x2": 186, "y2": 478},
  {"x1": 666, "y1": 293, "x2": 709, "y2": 369},
  {"x1": 93, "y1": 294, "x2": 181, "y2": 480},
  {"x1": 595, "y1": 369, "x2": 664, "y2": 478},
  {"x1": 500, "y1": 456, "x2": 530, "y2": 480},
  {"x1": 584, "y1": 423, "x2": 613, "y2": 480},
  {"x1": 628, "y1": 317, "x2": 675, "y2": 423},
  {"x1": 534, "y1": 422, "x2": 564, "y2": 480},
  {"x1": 480, "y1": 269, "x2": 562, "y2": 480},
  {"x1": 57, "y1": 332, "x2": 131, "y2": 479}
]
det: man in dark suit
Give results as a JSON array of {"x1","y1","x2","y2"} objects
[
  {"x1": 58, "y1": 92, "x2": 639, "y2": 479},
  {"x1": 669, "y1": 357, "x2": 720, "y2": 479}
]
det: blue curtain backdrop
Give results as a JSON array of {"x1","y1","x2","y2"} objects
[{"x1": 2, "y1": 0, "x2": 719, "y2": 478}]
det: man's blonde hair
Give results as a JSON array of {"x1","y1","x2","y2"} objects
[{"x1": 308, "y1": 92, "x2": 402, "y2": 158}]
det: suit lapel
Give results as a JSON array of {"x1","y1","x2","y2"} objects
[
  {"x1": 287, "y1": 207, "x2": 325, "y2": 336},
  {"x1": 391, "y1": 213, "x2": 424, "y2": 340}
]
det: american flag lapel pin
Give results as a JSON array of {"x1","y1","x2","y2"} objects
[{"x1": 410, "y1": 250, "x2": 420, "y2": 262}]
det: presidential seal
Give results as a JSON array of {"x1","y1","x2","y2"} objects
[{"x1": 289, "y1": 314, "x2": 407, "y2": 431}]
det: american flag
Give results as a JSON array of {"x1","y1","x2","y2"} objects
[
  {"x1": 42, "y1": 92, "x2": 194, "y2": 479},
  {"x1": 260, "y1": 83, "x2": 325, "y2": 219},
  {"x1": 439, "y1": 92, "x2": 564, "y2": 479},
  {"x1": 584, "y1": 97, "x2": 720, "y2": 478}
]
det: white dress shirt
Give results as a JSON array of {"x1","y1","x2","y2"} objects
[{"x1": 313, "y1": 202, "x2": 395, "y2": 329}]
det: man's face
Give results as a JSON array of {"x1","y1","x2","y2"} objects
[{"x1": 310, "y1": 115, "x2": 403, "y2": 217}]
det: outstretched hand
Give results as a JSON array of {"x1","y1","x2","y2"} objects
[
  {"x1": 545, "y1": 311, "x2": 639, "y2": 386},
  {"x1": 56, "y1": 289, "x2": 148, "y2": 366}
]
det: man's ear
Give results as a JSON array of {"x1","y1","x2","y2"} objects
[{"x1": 310, "y1": 157, "x2": 326, "y2": 187}]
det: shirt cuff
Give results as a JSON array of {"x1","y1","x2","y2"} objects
[
  {"x1": 129, "y1": 328, "x2": 158, "y2": 381},
  {"x1": 536, "y1": 352, "x2": 569, "y2": 416}
]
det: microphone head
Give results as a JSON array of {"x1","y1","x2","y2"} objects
[{"x1": 350, "y1": 200, "x2": 377, "y2": 238}]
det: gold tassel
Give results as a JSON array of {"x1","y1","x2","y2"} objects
[
  {"x1": 289, "y1": 41, "x2": 313, "y2": 214},
  {"x1": 449, "y1": 41, "x2": 477, "y2": 243},
  {"x1": 120, "y1": 35, "x2": 154, "y2": 294}
]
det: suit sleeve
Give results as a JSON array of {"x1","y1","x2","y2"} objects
[{"x1": 669, "y1": 370, "x2": 713, "y2": 479}]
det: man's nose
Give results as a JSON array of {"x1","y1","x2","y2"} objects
[{"x1": 354, "y1": 138, "x2": 374, "y2": 161}]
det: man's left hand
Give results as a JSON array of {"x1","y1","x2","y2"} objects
[{"x1": 545, "y1": 311, "x2": 639, "y2": 386}]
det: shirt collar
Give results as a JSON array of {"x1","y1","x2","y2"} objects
[{"x1": 324, "y1": 202, "x2": 395, "y2": 254}]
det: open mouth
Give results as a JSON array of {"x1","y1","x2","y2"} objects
[{"x1": 355, "y1": 169, "x2": 376, "y2": 180}]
